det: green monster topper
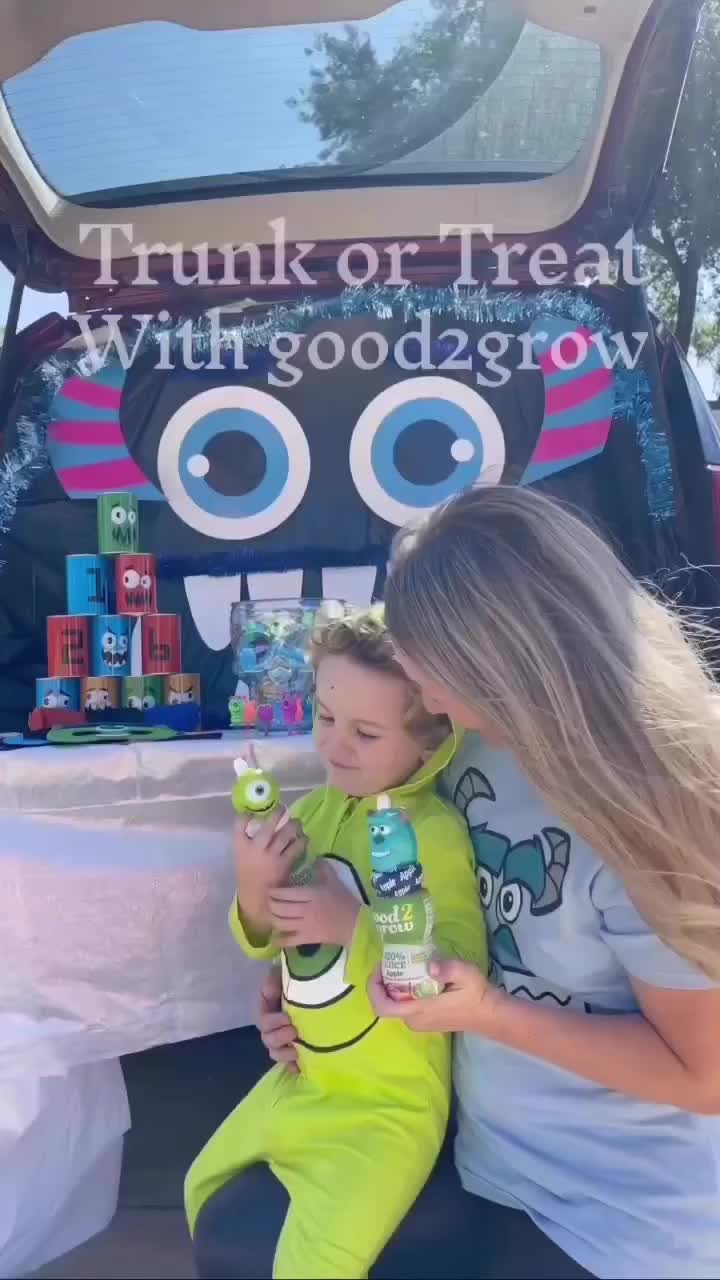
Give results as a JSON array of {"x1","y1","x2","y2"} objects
[
  {"x1": 231, "y1": 757, "x2": 313, "y2": 885},
  {"x1": 231, "y1": 757, "x2": 284, "y2": 835},
  {"x1": 97, "y1": 492, "x2": 139, "y2": 554},
  {"x1": 369, "y1": 795, "x2": 442, "y2": 1000}
]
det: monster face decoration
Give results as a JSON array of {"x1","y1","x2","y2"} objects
[
  {"x1": 81, "y1": 676, "x2": 120, "y2": 711},
  {"x1": 0, "y1": 287, "x2": 678, "y2": 728},
  {"x1": 97, "y1": 492, "x2": 139, "y2": 555},
  {"x1": 36, "y1": 677, "x2": 80, "y2": 711},
  {"x1": 92, "y1": 614, "x2": 130, "y2": 677},
  {"x1": 166, "y1": 674, "x2": 200, "y2": 705},
  {"x1": 122, "y1": 675, "x2": 165, "y2": 711},
  {"x1": 116, "y1": 554, "x2": 157, "y2": 614}
]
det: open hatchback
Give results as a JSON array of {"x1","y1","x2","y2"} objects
[{"x1": 0, "y1": 0, "x2": 717, "y2": 728}]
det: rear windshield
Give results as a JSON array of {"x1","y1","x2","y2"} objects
[{"x1": 1, "y1": 2, "x2": 602, "y2": 204}]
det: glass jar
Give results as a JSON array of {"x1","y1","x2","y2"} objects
[{"x1": 228, "y1": 598, "x2": 347, "y2": 733}]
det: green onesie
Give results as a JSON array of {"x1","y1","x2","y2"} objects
[{"x1": 185, "y1": 729, "x2": 487, "y2": 1278}]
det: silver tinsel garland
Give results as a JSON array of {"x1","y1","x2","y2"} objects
[{"x1": 2, "y1": 286, "x2": 676, "y2": 545}]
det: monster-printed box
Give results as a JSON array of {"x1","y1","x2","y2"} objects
[
  {"x1": 66, "y1": 554, "x2": 112, "y2": 615},
  {"x1": 122, "y1": 676, "x2": 165, "y2": 711},
  {"x1": 165, "y1": 674, "x2": 201, "y2": 705},
  {"x1": 97, "y1": 492, "x2": 139, "y2": 555},
  {"x1": 36, "y1": 676, "x2": 80, "y2": 711},
  {"x1": 141, "y1": 614, "x2": 181, "y2": 675},
  {"x1": 81, "y1": 676, "x2": 121, "y2": 711},
  {"x1": 115, "y1": 554, "x2": 157, "y2": 615},
  {"x1": 92, "y1": 615, "x2": 130, "y2": 677},
  {"x1": 47, "y1": 615, "x2": 90, "y2": 679}
]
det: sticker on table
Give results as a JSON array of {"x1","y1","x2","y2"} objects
[
  {"x1": 66, "y1": 554, "x2": 112, "y2": 615},
  {"x1": 47, "y1": 616, "x2": 90, "y2": 678},
  {"x1": 92, "y1": 615, "x2": 131, "y2": 677}
]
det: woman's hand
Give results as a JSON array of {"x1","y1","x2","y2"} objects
[
  {"x1": 368, "y1": 956, "x2": 502, "y2": 1035},
  {"x1": 269, "y1": 860, "x2": 361, "y2": 948},
  {"x1": 256, "y1": 966, "x2": 299, "y2": 1073}
]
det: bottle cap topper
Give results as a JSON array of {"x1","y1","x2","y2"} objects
[
  {"x1": 376, "y1": 793, "x2": 392, "y2": 811},
  {"x1": 231, "y1": 757, "x2": 285, "y2": 825}
]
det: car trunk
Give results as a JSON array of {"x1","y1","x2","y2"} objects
[{"x1": 0, "y1": 0, "x2": 715, "y2": 732}]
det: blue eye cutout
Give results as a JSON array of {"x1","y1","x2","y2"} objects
[
  {"x1": 349, "y1": 377, "x2": 506, "y2": 527},
  {"x1": 157, "y1": 387, "x2": 311, "y2": 540}
]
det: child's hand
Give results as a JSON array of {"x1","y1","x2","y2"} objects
[
  {"x1": 269, "y1": 860, "x2": 361, "y2": 948},
  {"x1": 257, "y1": 967, "x2": 299, "y2": 1074},
  {"x1": 233, "y1": 808, "x2": 307, "y2": 934}
]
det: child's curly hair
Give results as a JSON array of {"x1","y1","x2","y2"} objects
[{"x1": 310, "y1": 605, "x2": 451, "y2": 752}]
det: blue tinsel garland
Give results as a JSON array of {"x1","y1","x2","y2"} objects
[
  {"x1": 1, "y1": 285, "x2": 675, "y2": 565},
  {"x1": 0, "y1": 348, "x2": 68, "y2": 565}
]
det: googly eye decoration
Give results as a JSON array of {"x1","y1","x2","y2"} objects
[
  {"x1": 156, "y1": 386, "x2": 311, "y2": 540},
  {"x1": 349, "y1": 376, "x2": 506, "y2": 527}
]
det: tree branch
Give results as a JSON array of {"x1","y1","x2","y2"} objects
[
  {"x1": 638, "y1": 231, "x2": 674, "y2": 264},
  {"x1": 659, "y1": 224, "x2": 685, "y2": 281}
]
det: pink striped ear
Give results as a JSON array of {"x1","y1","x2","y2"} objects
[
  {"x1": 521, "y1": 316, "x2": 616, "y2": 486},
  {"x1": 56, "y1": 457, "x2": 155, "y2": 493},
  {"x1": 48, "y1": 363, "x2": 163, "y2": 501},
  {"x1": 50, "y1": 421, "x2": 125, "y2": 447},
  {"x1": 60, "y1": 376, "x2": 123, "y2": 410}
]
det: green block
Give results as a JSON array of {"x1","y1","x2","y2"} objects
[
  {"x1": 122, "y1": 676, "x2": 165, "y2": 711},
  {"x1": 97, "y1": 492, "x2": 139, "y2": 554}
]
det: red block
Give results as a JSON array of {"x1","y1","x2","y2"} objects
[
  {"x1": 47, "y1": 615, "x2": 90, "y2": 678},
  {"x1": 141, "y1": 614, "x2": 181, "y2": 675}
]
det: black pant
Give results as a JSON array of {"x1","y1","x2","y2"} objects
[{"x1": 192, "y1": 1133, "x2": 594, "y2": 1279}]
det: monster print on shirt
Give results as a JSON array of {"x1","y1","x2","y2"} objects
[{"x1": 453, "y1": 766, "x2": 577, "y2": 1007}]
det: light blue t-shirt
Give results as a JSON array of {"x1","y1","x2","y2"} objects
[{"x1": 440, "y1": 735, "x2": 720, "y2": 1280}]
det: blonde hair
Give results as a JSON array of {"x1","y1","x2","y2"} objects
[
  {"x1": 311, "y1": 606, "x2": 450, "y2": 752},
  {"x1": 385, "y1": 485, "x2": 720, "y2": 979}
]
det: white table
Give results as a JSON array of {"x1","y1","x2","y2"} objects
[{"x1": 0, "y1": 732, "x2": 324, "y2": 1278}]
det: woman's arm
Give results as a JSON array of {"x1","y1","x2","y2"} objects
[{"x1": 370, "y1": 958, "x2": 720, "y2": 1114}]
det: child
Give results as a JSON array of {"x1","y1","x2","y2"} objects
[{"x1": 185, "y1": 608, "x2": 487, "y2": 1279}]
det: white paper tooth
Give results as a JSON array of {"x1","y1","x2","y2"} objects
[
  {"x1": 130, "y1": 618, "x2": 143, "y2": 675},
  {"x1": 321, "y1": 565, "x2": 377, "y2": 606},
  {"x1": 245, "y1": 570, "x2": 304, "y2": 600},
  {"x1": 184, "y1": 575, "x2": 242, "y2": 651}
]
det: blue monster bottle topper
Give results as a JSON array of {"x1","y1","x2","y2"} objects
[{"x1": 369, "y1": 795, "x2": 442, "y2": 1000}]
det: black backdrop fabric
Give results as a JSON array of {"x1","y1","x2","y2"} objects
[{"x1": 0, "y1": 302, "x2": 689, "y2": 729}]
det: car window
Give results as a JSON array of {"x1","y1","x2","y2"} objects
[{"x1": 1, "y1": 4, "x2": 601, "y2": 203}]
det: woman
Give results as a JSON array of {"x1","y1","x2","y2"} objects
[{"x1": 202, "y1": 486, "x2": 720, "y2": 1279}]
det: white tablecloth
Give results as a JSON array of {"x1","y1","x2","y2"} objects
[{"x1": 0, "y1": 731, "x2": 325, "y2": 1277}]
